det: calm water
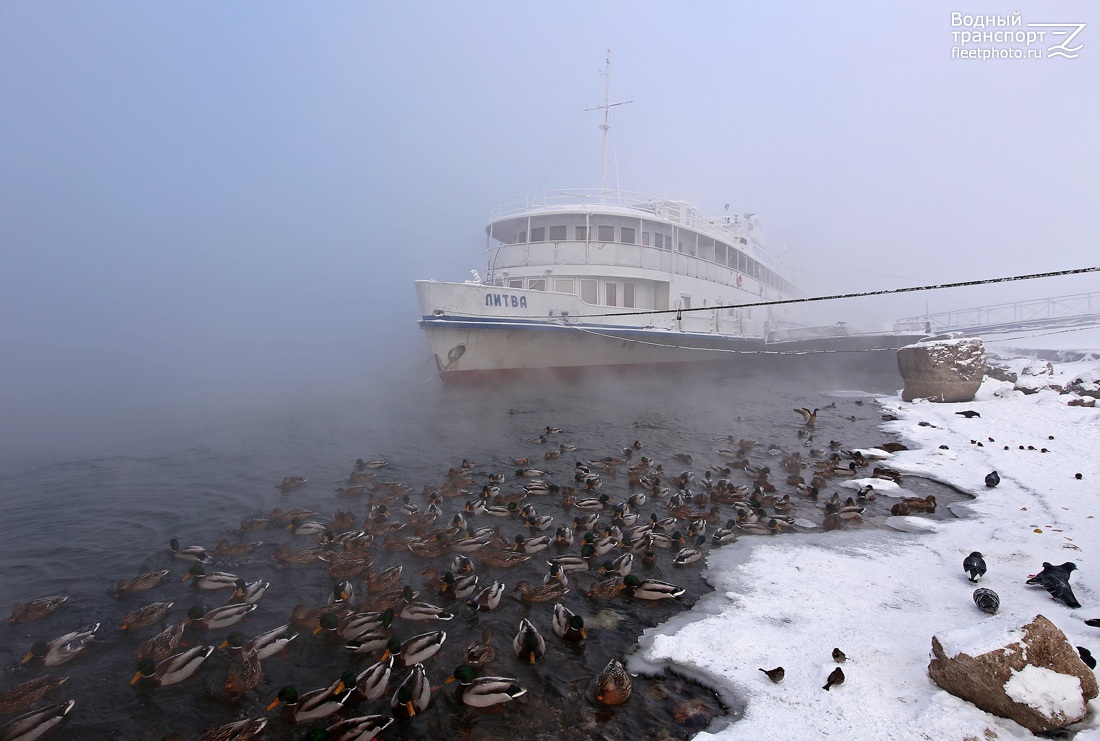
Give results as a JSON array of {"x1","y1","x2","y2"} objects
[{"x1": 0, "y1": 358, "x2": 961, "y2": 740}]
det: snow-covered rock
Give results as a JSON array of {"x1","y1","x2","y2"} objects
[
  {"x1": 927, "y1": 614, "x2": 1098, "y2": 733},
  {"x1": 897, "y1": 335, "x2": 986, "y2": 402}
]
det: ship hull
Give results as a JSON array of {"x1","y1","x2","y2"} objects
[{"x1": 416, "y1": 280, "x2": 921, "y2": 382}]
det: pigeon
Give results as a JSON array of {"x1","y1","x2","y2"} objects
[
  {"x1": 973, "y1": 588, "x2": 1000, "y2": 614},
  {"x1": 1026, "y1": 562, "x2": 1081, "y2": 608},
  {"x1": 1078, "y1": 646, "x2": 1096, "y2": 670},
  {"x1": 822, "y1": 666, "x2": 845, "y2": 691},
  {"x1": 832, "y1": 647, "x2": 846, "y2": 663},
  {"x1": 963, "y1": 552, "x2": 987, "y2": 582},
  {"x1": 984, "y1": 471, "x2": 1000, "y2": 488},
  {"x1": 955, "y1": 410, "x2": 981, "y2": 419},
  {"x1": 1085, "y1": 618, "x2": 1100, "y2": 628},
  {"x1": 759, "y1": 667, "x2": 784, "y2": 683}
]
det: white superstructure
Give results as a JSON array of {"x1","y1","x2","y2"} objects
[{"x1": 415, "y1": 188, "x2": 801, "y2": 379}]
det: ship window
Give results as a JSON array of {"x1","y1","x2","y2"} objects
[
  {"x1": 606, "y1": 282, "x2": 617, "y2": 306},
  {"x1": 528, "y1": 278, "x2": 546, "y2": 291},
  {"x1": 620, "y1": 227, "x2": 636, "y2": 245},
  {"x1": 518, "y1": 230, "x2": 527, "y2": 243},
  {"x1": 575, "y1": 225, "x2": 588, "y2": 241},
  {"x1": 580, "y1": 279, "x2": 597, "y2": 304},
  {"x1": 597, "y1": 225, "x2": 615, "y2": 242},
  {"x1": 530, "y1": 226, "x2": 546, "y2": 242},
  {"x1": 509, "y1": 279, "x2": 524, "y2": 289},
  {"x1": 623, "y1": 282, "x2": 635, "y2": 308},
  {"x1": 548, "y1": 225, "x2": 567, "y2": 241},
  {"x1": 553, "y1": 278, "x2": 574, "y2": 294},
  {"x1": 715, "y1": 243, "x2": 727, "y2": 265},
  {"x1": 642, "y1": 232, "x2": 651, "y2": 247}
]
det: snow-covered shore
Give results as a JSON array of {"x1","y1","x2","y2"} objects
[{"x1": 636, "y1": 336, "x2": 1100, "y2": 739}]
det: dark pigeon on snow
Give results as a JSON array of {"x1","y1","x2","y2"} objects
[
  {"x1": 984, "y1": 471, "x2": 1000, "y2": 488},
  {"x1": 1026, "y1": 562, "x2": 1081, "y2": 608},
  {"x1": 955, "y1": 410, "x2": 981, "y2": 419},
  {"x1": 963, "y1": 552, "x2": 987, "y2": 582},
  {"x1": 973, "y1": 588, "x2": 999, "y2": 614}
]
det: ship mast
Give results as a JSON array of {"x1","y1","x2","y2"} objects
[{"x1": 586, "y1": 49, "x2": 632, "y2": 202}]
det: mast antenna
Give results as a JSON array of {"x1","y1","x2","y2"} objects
[{"x1": 585, "y1": 49, "x2": 632, "y2": 201}]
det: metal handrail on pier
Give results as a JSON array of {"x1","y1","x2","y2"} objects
[{"x1": 897, "y1": 292, "x2": 1100, "y2": 335}]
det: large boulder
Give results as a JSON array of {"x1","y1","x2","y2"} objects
[
  {"x1": 897, "y1": 335, "x2": 985, "y2": 402},
  {"x1": 928, "y1": 614, "x2": 1098, "y2": 733}
]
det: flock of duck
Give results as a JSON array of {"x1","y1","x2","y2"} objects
[{"x1": 2, "y1": 406, "x2": 926, "y2": 741}]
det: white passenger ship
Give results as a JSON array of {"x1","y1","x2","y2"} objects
[
  {"x1": 415, "y1": 53, "x2": 924, "y2": 381},
  {"x1": 415, "y1": 189, "x2": 811, "y2": 380}
]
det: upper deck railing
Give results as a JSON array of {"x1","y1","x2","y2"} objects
[{"x1": 492, "y1": 189, "x2": 692, "y2": 220}]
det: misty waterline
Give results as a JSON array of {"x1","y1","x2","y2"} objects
[{"x1": 0, "y1": 359, "x2": 954, "y2": 739}]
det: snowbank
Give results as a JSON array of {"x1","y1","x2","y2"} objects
[{"x1": 636, "y1": 349, "x2": 1100, "y2": 740}]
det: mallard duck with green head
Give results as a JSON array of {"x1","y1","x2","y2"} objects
[
  {"x1": 183, "y1": 565, "x2": 240, "y2": 591},
  {"x1": 220, "y1": 625, "x2": 297, "y2": 661},
  {"x1": 318, "y1": 715, "x2": 393, "y2": 741},
  {"x1": 131, "y1": 645, "x2": 214, "y2": 687},
  {"x1": 168, "y1": 538, "x2": 210, "y2": 563},
  {"x1": 511, "y1": 618, "x2": 545, "y2": 665},
  {"x1": 186, "y1": 603, "x2": 256, "y2": 631},
  {"x1": 266, "y1": 679, "x2": 349, "y2": 723},
  {"x1": 390, "y1": 663, "x2": 431, "y2": 718},
  {"x1": 622, "y1": 575, "x2": 685, "y2": 601},
  {"x1": 552, "y1": 603, "x2": 587, "y2": 641},
  {"x1": 439, "y1": 570, "x2": 479, "y2": 599},
  {"x1": 338, "y1": 655, "x2": 393, "y2": 701},
  {"x1": 381, "y1": 631, "x2": 447, "y2": 666},
  {"x1": 22, "y1": 623, "x2": 99, "y2": 666},
  {"x1": 446, "y1": 664, "x2": 527, "y2": 708},
  {"x1": 0, "y1": 700, "x2": 74, "y2": 740}
]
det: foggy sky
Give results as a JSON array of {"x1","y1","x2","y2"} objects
[{"x1": 1, "y1": 1, "x2": 1098, "y2": 463}]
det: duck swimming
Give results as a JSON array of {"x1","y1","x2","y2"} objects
[
  {"x1": 9, "y1": 595, "x2": 68, "y2": 624},
  {"x1": 131, "y1": 645, "x2": 214, "y2": 687},
  {"x1": 391, "y1": 664, "x2": 431, "y2": 718},
  {"x1": 552, "y1": 603, "x2": 587, "y2": 641},
  {"x1": 446, "y1": 664, "x2": 527, "y2": 708},
  {"x1": 266, "y1": 680, "x2": 348, "y2": 723},
  {"x1": 594, "y1": 659, "x2": 632, "y2": 705},
  {"x1": 113, "y1": 570, "x2": 170, "y2": 598},
  {"x1": 512, "y1": 618, "x2": 545, "y2": 665},
  {"x1": 23, "y1": 623, "x2": 100, "y2": 666},
  {"x1": 183, "y1": 564, "x2": 240, "y2": 591},
  {"x1": 118, "y1": 599, "x2": 172, "y2": 631}
]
